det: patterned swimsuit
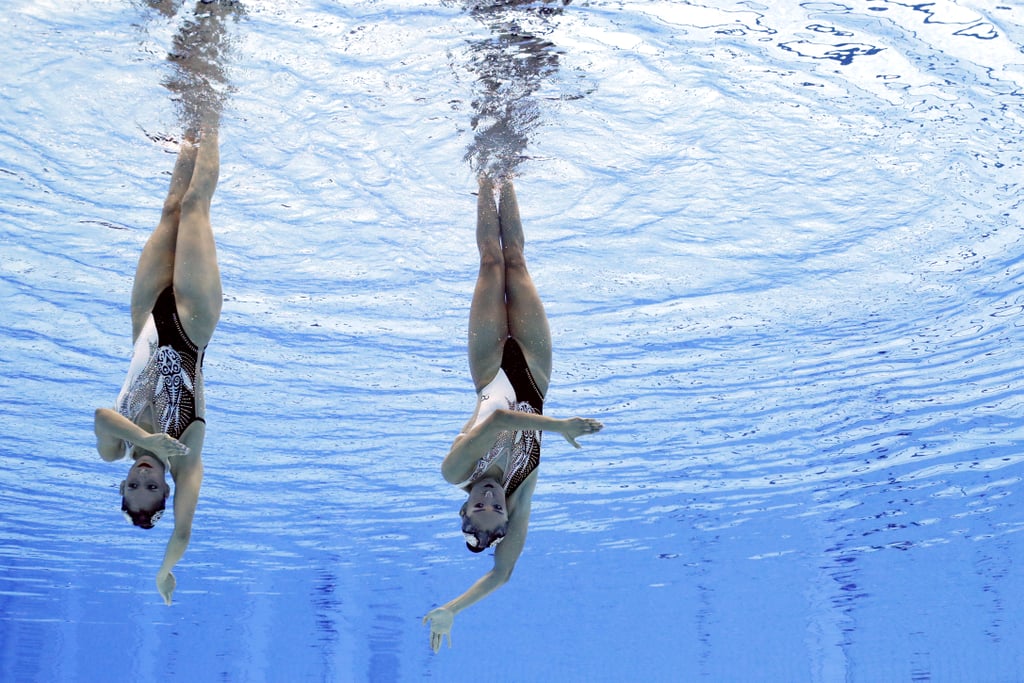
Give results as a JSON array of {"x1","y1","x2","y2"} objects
[
  {"x1": 458, "y1": 339, "x2": 545, "y2": 497},
  {"x1": 115, "y1": 287, "x2": 205, "y2": 459}
]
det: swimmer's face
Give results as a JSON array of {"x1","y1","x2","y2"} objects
[
  {"x1": 465, "y1": 478, "x2": 508, "y2": 533},
  {"x1": 122, "y1": 455, "x2": 170, "y2": 512}
]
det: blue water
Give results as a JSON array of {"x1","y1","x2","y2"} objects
[{"x1": 2, "y1": 0, "x2": 1023, "y2": 681}]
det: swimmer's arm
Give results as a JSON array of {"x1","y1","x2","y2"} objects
[
  {"x1": 491, "y1": 410, "x2": 604, "y2": 449},
  {"x1": 157, "y1": 424, "x2": 205, "y2": 606},
  {"x1": 442, "y1": 475, "x2": 535, "y2": 615},
  {"x1": 442, "y1": 411, "x2": 506, "y2": 484},
  {"x1": 423, "y1": 476, "x2": 537, "y2": 651},
  {"x1": 442, "y1": 412, "x2": 604, "y2": 482},
  {"x1": 94, "y1": 408, "x2": 149, "y2": 461},
  {"x1": 438, "y1": 565, "x2": 511, "y2": 617},
  {"x1": 94, "y1": 408, "x2": 190, "y2": 462}
]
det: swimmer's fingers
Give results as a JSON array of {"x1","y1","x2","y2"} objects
[
  {"x1": 560, "y1": 417, "x2": 605, "y2": 448},
  {"x1": 139, "y1": 433, "x2": 190, "y2": 459},
  {"x1": 156, "y1": 570, "x2": 176, "y2": 606},
  {"x1": 429, "y1": 630, "x2": 451, "y2": 652},
  {"x1": 168, "y1": 437, "x2": 191, "y2": 458},
  {"x1": 424, "y1": 608, "x2": 454, "y2": 653}
]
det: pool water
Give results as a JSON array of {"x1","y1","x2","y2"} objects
[{"x1": 1, "y1": 0, "x2": 1022, "y2": 681}]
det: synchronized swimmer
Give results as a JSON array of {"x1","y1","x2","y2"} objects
[
  {"x1": 93, "y1": 121, "x2": 222, "y2": 605},
  {"x1": 422, "y1": 177, "x2": 603, "y2": 651}
]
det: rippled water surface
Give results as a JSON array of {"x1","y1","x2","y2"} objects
[{"x1": 2, "y1": 0, "x2": 1023, "y2": 681}]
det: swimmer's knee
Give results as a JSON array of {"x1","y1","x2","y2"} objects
[{"x1": 478, "y1": 249, "x2": 504, "y2": 269}]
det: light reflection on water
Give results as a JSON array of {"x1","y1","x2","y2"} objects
[{"x1": 1, "y1": 0, "x2": 1023, "y2": 680}]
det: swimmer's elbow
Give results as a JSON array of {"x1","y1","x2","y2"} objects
[
  {"x1": 492, "y1": 556, "x2": 517, "y2": 584},
  {"x1": 94, "y1": 410, "x2": 123, "y2": 462},
  {"x1": 493, "y1": 566, "x2": 514, "y2": 585},
  {"x1": 441, "y1": 462, "x2": 462, "y2": 485},
  {"x1": 441, "y1": 432, "x2": 478, "y2": 484},
  {"x1": 489, "y1": 409, "x2": 513, "y2": 430},
  {"x1": 442, "y1": 452, "x2": 472, "y2": 485},
  {"x1": 97, "y1": 446, "x2": 122, "y2": 462}
]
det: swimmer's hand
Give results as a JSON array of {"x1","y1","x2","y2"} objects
[
  {"x1": 423, "y1": 607, "x2": 454, "y2": 652},
  {"x1": 139, "y1": 433, "x2": 190, "y2": 460},
  {"x1": 559, "y1": 417, "x2": 604, "y2": 449},
  {"x1": 157, "y1": 570, "x2": 176, "y2": 606}
]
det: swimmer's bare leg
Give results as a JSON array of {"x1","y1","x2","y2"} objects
[
  {"x1": 468, "y1": 176, "x2": 509, "y2": 392},
  {"x1": 499, "y1": 180, "x2": 551, "y2": 396},
  {"x1": 172, "y1": 120, "x2": 222, "y2": 348},
  {"x1": 130, "y1": 135, "x2": 199, "y2": 341}
]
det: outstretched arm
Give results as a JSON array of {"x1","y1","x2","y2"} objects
[
  {"x1": 422, "y1": 564, "x2": 513, "y2": 651},
  {"x1": 442, "y1": 410, "x2": 603, "y2": 484},
  {"x1": 156, "y1": 421, "x2": 205, "y2": 605},
  {"x1": 423, "y1": 475, "x2": 537, "y2": 652},
  {"x1": 441, "y1": 410, "x2": 505, "y2": 484},
  {"x1": 493, "y1": 410, "x2": 603, "y2": 448},
  {"x1": 94, "y1": 408, "x2": 190, "y2": 462}
]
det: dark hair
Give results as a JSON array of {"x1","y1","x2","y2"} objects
[
  {"x1": 460, "y1": 502, "x2": 508, "y2": 553},
  {"x1": 122, "y1": 497, "x2": 166, "y2": 530}
]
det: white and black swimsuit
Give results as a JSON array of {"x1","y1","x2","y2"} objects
[
  {"x1": 115, "y1": 287, "x2": 205, "y2": 459},
  {"x1": 458, "y1": 339, "x2": 545, "y2": 497}
]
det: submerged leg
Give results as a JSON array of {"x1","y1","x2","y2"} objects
[
  {"x1": 131, "y1": 137, "x2": 199, "y2": 341},
  {"x1": 467, "y1": 176, "x2": 509, "y2": 392},
  {"x1": 499, "y1": 181, "x2": 551, "y2": 396},
  {"x1": 172, "y1": 122, "x2": 222, "y2": 348}
]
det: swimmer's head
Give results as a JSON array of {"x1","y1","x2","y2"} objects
[
  {"x1": 120, "y1": 454, "x2": 170, "y2": 529},
  {"x1": 460, "y1": 478, "x2": 509, "y2": 553}
]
